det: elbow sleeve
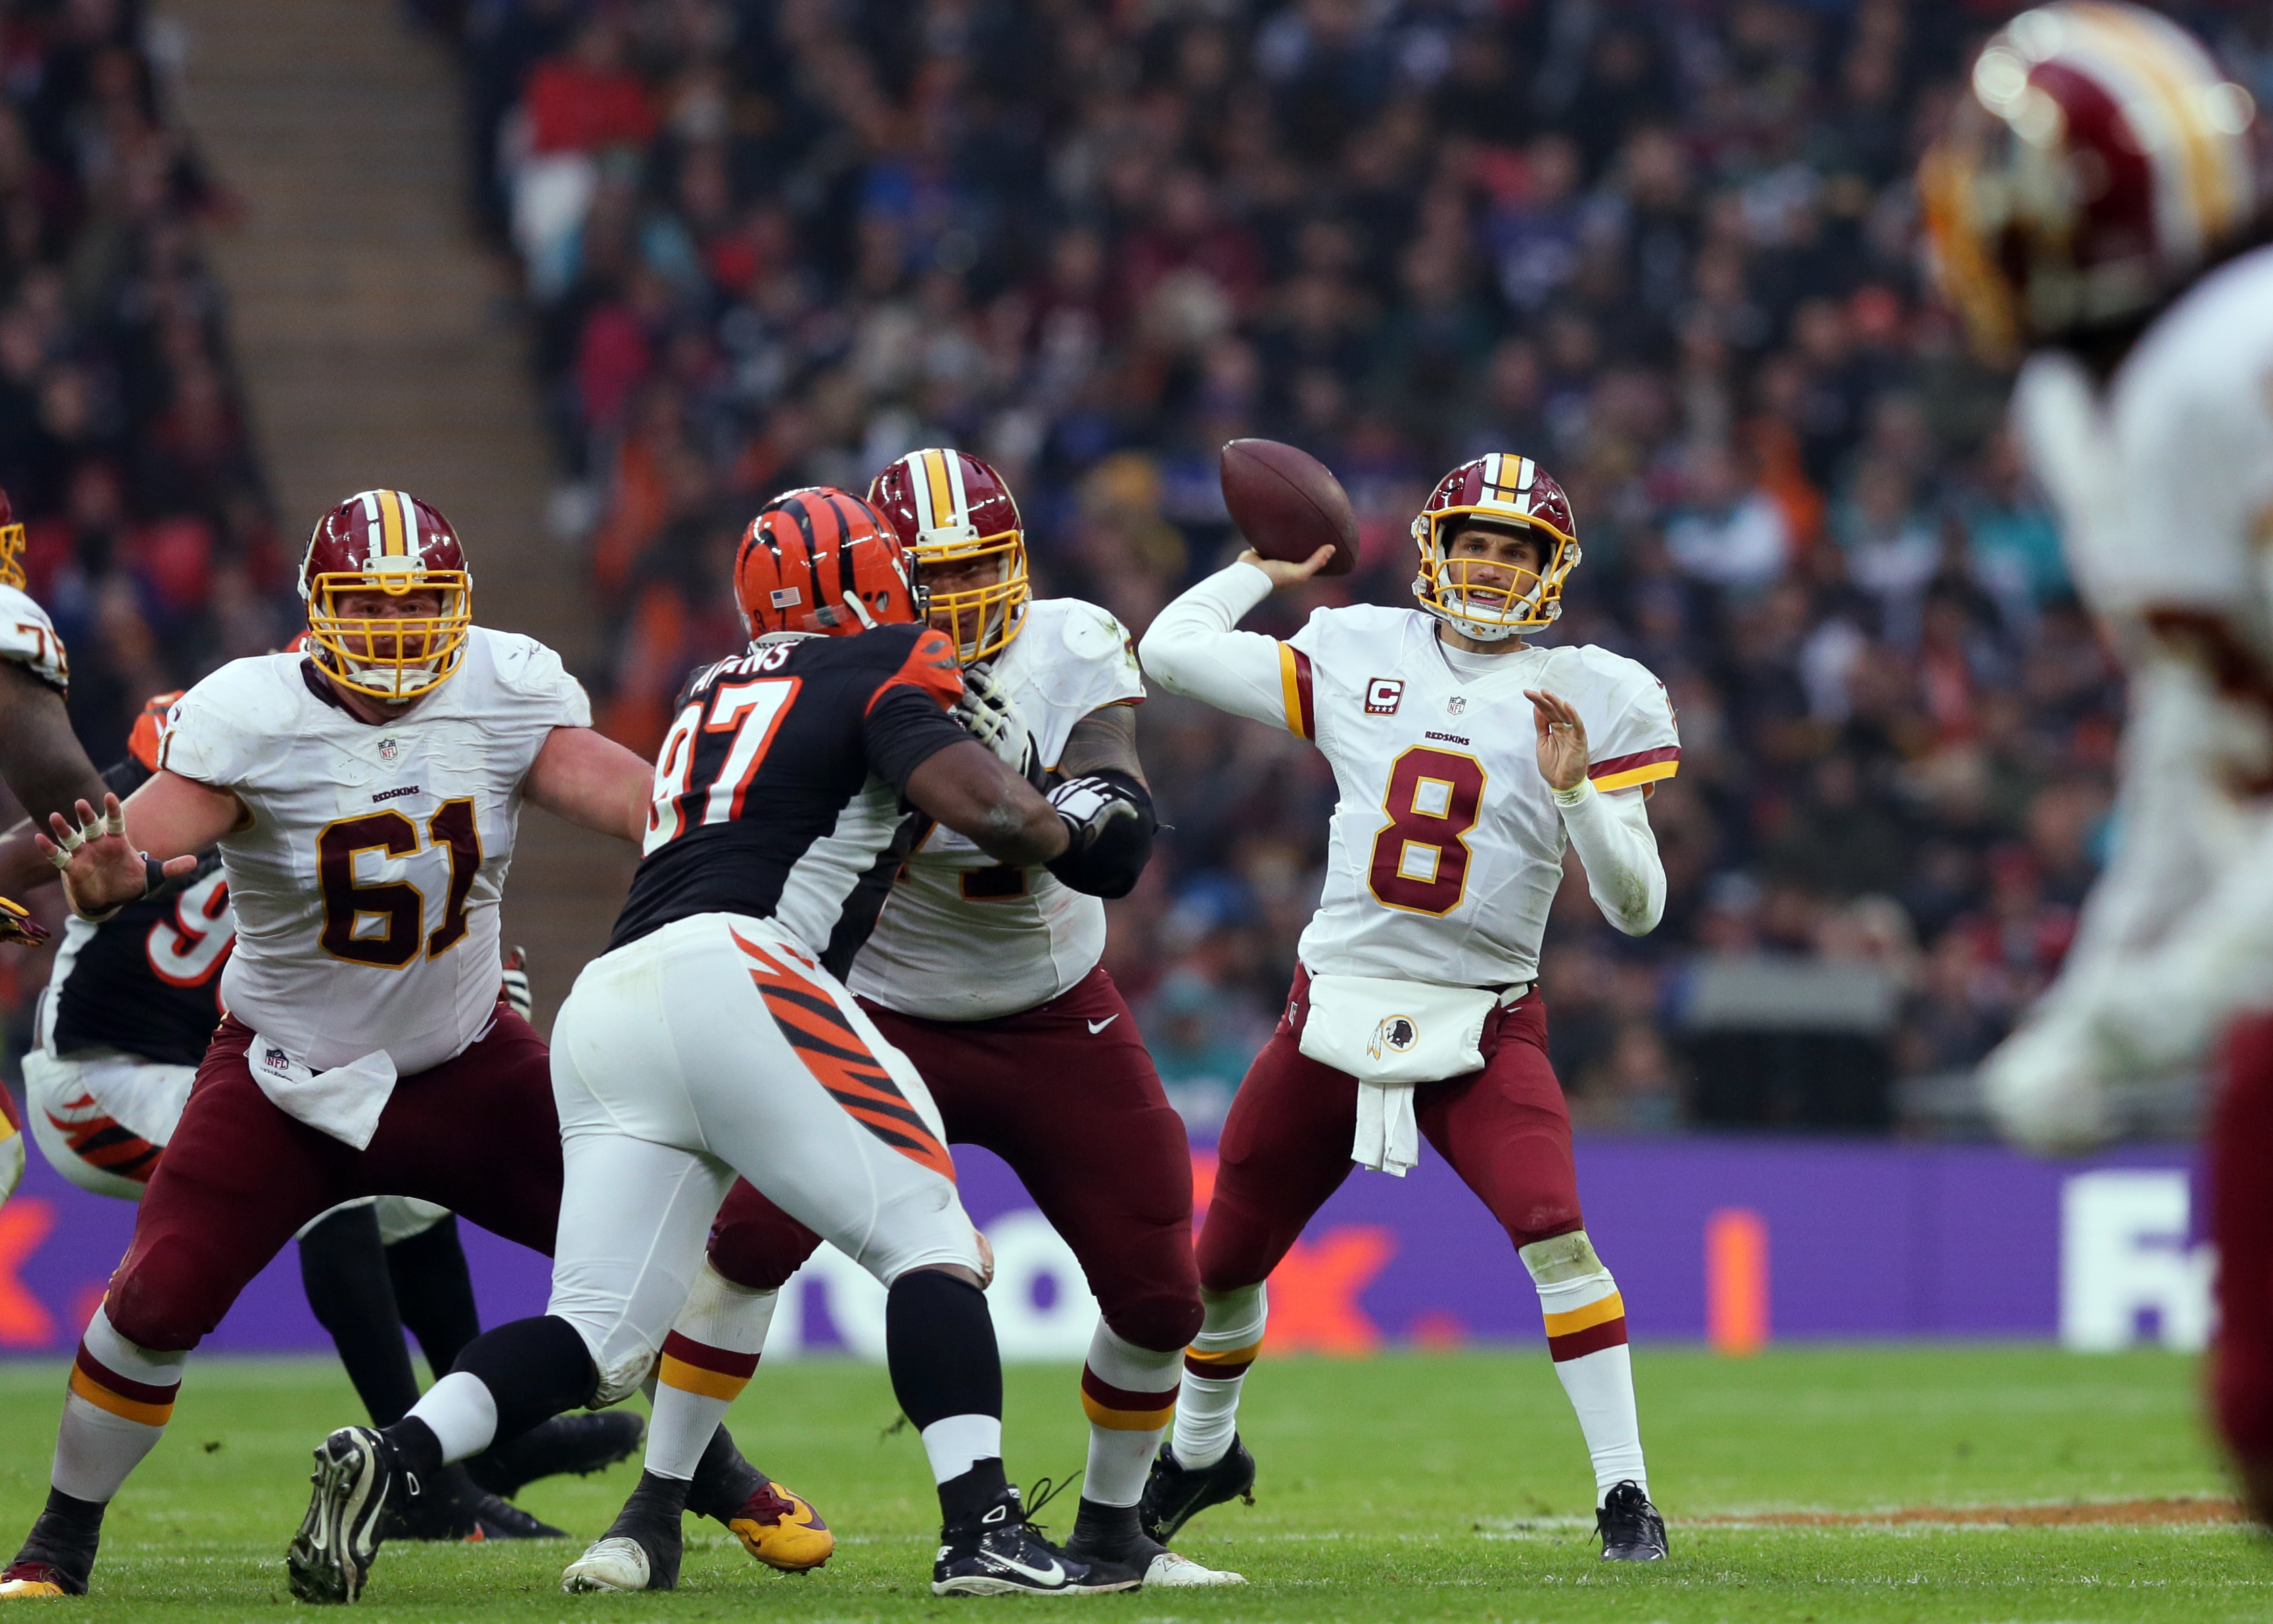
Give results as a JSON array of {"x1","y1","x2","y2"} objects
[{"x1": 1555, "y1": 781, "x2": 1664, "y2": 935}]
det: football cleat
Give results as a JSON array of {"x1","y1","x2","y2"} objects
[
  {"x1": 1595, "y1": 1481, "x2": 1668, "y2": 1561},
  {"x1": 388, "y1": 1464, "x2": 564, "y2": 1542},
  {"x1": 562, "y1": 1470, "x2": 685, "y2": 1593},
  {"x1": 1063, "y1": 1498, "x2": 1244, "y2": 1590},
  {"x1": 0, "y1": 1494, "x2": 100, "y2": 1600},
  {"x1": 0, "y1": 1561, "x2": 77, "y2": 1600},
  {"x1": 464, "y1": 1410, "x2": 643, "y2": 1500},
  {"x1": 725, "y1": 1481, "x2": 833, "y2": 1573},
  {"x1": 1138, "y1": 1435, "x2": 1256, "y2": 1544},
  {"x1": 287, "y1": 1426, "x2": 398, "y2": 1604},
  {"x1": 932, "y1": 1487, "x2": 1095, "y2": 1597}
]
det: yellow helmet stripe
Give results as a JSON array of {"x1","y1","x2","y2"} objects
[
  {"x1": 377, "y1": 489, "x2": 409, "y2": 557},
  {"x1": 919, "y1": 449, "x2": 955, "y2": 531}
]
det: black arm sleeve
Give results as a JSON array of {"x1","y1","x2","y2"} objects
[{"x1": 863, "y1": 684, "x2": 975, "y2": 799}]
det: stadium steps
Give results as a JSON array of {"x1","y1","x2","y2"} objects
[{"x1": 168, "y1": 0, "x2": 631, "y2": 1027}]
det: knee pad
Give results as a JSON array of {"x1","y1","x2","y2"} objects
[
  {"x1": 707, "y1": 1195, "x2": 823, "y2": 1293},
  {"x1": 1105, "y1": 1290, "x2": 1205, "y2": 1356}
]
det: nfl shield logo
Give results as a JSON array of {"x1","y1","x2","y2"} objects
[
  {"x1": 1447, "y1": 695, "x2": 1467, "y2": 716},
  {"x1": 377, "y1": 737, "x2": 401, "y2": 765}
]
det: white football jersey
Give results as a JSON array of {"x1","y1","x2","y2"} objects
[
  {"x1": 159, "y1": 628, "x2": 590, "y2": 1075},
  {"x1": 0, "y1": 582, "x2": 68, "y2": 693},
  {"x1": 848, "y1": 598, "x2": 1145, "y2": 1020},
  {"x1": 1281, "y1": 605, "x2": 1678, "y2": 988}
]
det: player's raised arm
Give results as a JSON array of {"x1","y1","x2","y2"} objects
[
  {"x1": 35, "y1": 774, "x2": 233, "y2": 918},
  {"x1": 524, "y1": 724, "x2": 655, "y2": 845},
  {"x1": 1136, "y1": 547, "x2": 1333, "y2": 734}
]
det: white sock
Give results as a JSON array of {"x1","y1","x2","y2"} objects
[
  {"x1": 403, "y1": 1370, "x2": 500, "y2": 1465},
  {"x1": 1521, "y1": 1232, "x2": 1647, "y2": 1504},
  {"x1": 646, "y1": 1266, "x2": 777, "y2": 1481},
  {"x1": 53, "y1": 1307, "x2": 186, "y2": 1502},
  {"x1": 1079, "y1": 1322, "x2": 1180, "y2": 1506},
  {"x1": 1171, "y1": 1284, "x2": 1265, "y2": 1470},
  {"x1": 920, "y1": 1413, "x2": 1002, "y2": 1485}
]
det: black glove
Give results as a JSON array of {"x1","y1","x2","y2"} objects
[{"x1": 1044, "y1": 769, "x2": 1157, "y2": 900}]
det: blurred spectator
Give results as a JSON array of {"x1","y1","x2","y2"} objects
[{"x1": 428, "y1": 0, "x2": 2147, "y2": 1134}]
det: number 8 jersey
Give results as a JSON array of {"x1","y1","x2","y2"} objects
[
  {"x1": 157, "y1": 628, "x2": 590, "y2": 1075},
  {"x1": 1146, "y1": 567, "x2": 1678, "y2": 989}
]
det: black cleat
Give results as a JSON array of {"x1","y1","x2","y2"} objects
[
  {"x1": 1596, "y1": 1481, "x2": 1668, "y2": 1561},
  {"x1": 465, "y1": 1410, "x2": 643, "y2": 1500},
  {"x1": 932, "y1": 1485, "x2": 1095, "y2": 1596},
  {"x1": 0, "y1": 1490, "x2": 105, "y2": 1597},
  {"x1": 1063, "y1": 1496, "x2": 1245, "y2": 1590},
  {"x1": 288, "y1": 1426, "x2": 399, "y2": 1604},
  {"x1": 388, "y1": 1464, "x2": 566, "y2": 1541},
  {"x1": 1138, "y1": 1435, "x2": 1256, "y2": 1544},
  {"x1": 561, "y1": 1472, "x2": 686, "y2": 1592}
]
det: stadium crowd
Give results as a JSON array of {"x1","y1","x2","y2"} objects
[
  {"x1": 0, "y1": 0, "x2": 292, "y2": 1054},
  {"x1": 441, "y1": 0, "x2": 2266, "y2": 1133}
]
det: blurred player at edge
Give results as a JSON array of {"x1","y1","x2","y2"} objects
[
  {"x1": 0, "y1": 485, "x2": 111, "y2": 1197},
  {"x1": 1139, "y1": 453, "x2": 1674, "y2": 1561},
  {"x1": 0, "y1": 691, "x2": 641, "y2": 1539},
  {"x1": 582, "y1": 449, "x2": 1237, "y2": 1590},
  {"x1": 0, "y1": 490, "x2": 804, "y2": 1600},
  {"x1": 1922, "y1": 1, "x2": 2273, "y2": 1520},
  {"x1": 285, "y1": 488, "x2": 1154, "y2": 1603}
]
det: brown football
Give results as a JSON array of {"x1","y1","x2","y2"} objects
[{"x1": 1219, "y1": 438, "x2": 1359, "y2": 577}]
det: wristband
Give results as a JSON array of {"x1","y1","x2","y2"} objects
[{"x1": 1551, "y1": 778, "x2": 1593, "y2": 807}]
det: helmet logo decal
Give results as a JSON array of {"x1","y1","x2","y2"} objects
[{"x1": 770, "y1": 586, "x2": 801, "y2": 607}]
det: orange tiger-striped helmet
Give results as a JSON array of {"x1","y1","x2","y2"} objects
[{"x1": 734, "y1": 486, "x2": 922, "y2": 639}]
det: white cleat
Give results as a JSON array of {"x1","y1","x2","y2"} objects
[
  {"x1": 1144, "y1": 1550, "x2": 1247, "y2": 1586},
  {"x1": 561, "y1": 1536, "x2": 651, "y2": 1593}
]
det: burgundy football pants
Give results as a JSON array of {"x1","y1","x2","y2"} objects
[
  {"x1": 1196, "y1": 965, "x2": 1583, "y2": 1293},
  {"x1": 103, "y1": 1013, "x2": 562, "y2": 1352},
  {"x1": 706, "y1": 965, "x2": 1204, "y2": 1354},
  {"x1": 2212, "y1": 1011, "x2": 2273, "y2": 1515}
]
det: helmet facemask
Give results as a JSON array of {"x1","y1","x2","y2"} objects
[
  {"x1": 304, "y1": 557, "x2": 474, "y2": 701},
  {"x1": 0, "y1": 517, "x2": 23, "y2": 593},
  {"x1": 1412, "y1": 512, "x2": 1579, "y2": 642},
  {"x1": 916, "y1": 523, "x2": 1030, "y2": 666}
]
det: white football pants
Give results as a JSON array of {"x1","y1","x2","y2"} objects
[
  {"x1": 545, "y1": 912, "x2": 982, "y2": 1401},
  {"x1": 23, "y1": 1049, "x2": 196, "y2": 1201}
]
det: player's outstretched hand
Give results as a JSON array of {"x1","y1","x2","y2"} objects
[
  {"x1": 1526, "y1": 690, "x2": 1588, "y2": 792},
  {"x1": 34, "y1": 795, "x2": 195, "y2": 920},
  {"x1": 1237, "y1": 545, "x2": 1337, "y2": 588},
  {"x1": 0, "y1": 894, "x2": 48, "y2": 946}
]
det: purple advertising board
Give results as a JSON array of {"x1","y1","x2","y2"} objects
[{"x1": 0, "y1": 1133, "x2": 2208, "y2": 1363}]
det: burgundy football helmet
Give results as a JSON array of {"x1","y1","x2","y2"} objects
[
  {"x1": 867, "y1": 448, "x2": 1028, "y2": 664},
  {"x1": 300, "y1": 489, "x2": 473, "y2": 701},
  {"x1": 0, "y1": 485, "x2": 23, "y2": 593},
  {"x1": 1410, "y1": 453, "x2": 1581, "y2": 641},
  {"x1": 1921, "y1": 1, "x2": 2257, "y2": 361}
]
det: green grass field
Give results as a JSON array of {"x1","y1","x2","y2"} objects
[{"x1": 0, "y1": 1345, "x2": 2264, "y2": 1622}]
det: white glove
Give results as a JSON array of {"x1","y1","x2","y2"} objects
[
  {"x1": 954, "y1": 664, "x2": 1037, "y2": 779},
  {"x1": 1977, "y1": 1009, "x2": 2115, "y2": 1156}
]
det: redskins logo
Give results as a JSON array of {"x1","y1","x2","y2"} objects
[{"x1": 1368, "y1": 1015, "x2": 1419, "y2": 1061}]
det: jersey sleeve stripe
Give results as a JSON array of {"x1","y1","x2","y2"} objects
[
  {"x1": 1277, "y1": 643, "x2": 1315, "y2": 740},
  {"x1": 1589, "y1": 746, "x2": 1680, "y2": 791}
]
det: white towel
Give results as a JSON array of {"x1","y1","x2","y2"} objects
[
  {"x1": 247, "y1": 1034, "x2": 397, "y2": 1151},
  {"x1": 1352, "y1": 1080, "x2": 1420, "y2": 1178}
]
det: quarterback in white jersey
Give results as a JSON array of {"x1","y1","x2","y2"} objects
[
  {"x1": 1138, "y1": 451, "x2": 1672, "y2": 1561},
  {"x1": 580, "y1": 448, "x2": 1233, "y2": 1593},
  {"x1": 0, "y1": 488, "x2": 714, "y2": 1602},
  {"x1": 1920, "y1": 1, "x2": 2273, "y2": 1521}
]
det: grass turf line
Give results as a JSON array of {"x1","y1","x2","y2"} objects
[{"x1": 0, "y1": 1345, "x2": 2261, "y2": 1621}]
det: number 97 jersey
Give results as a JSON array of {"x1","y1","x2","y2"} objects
[{"x1": 1285, "y1": 605, "x2": 1678, "y2": 989}]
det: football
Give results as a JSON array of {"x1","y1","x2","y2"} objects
[{"x1": 1220, "y1": 438, "x2": 1360, "y2": 577}]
